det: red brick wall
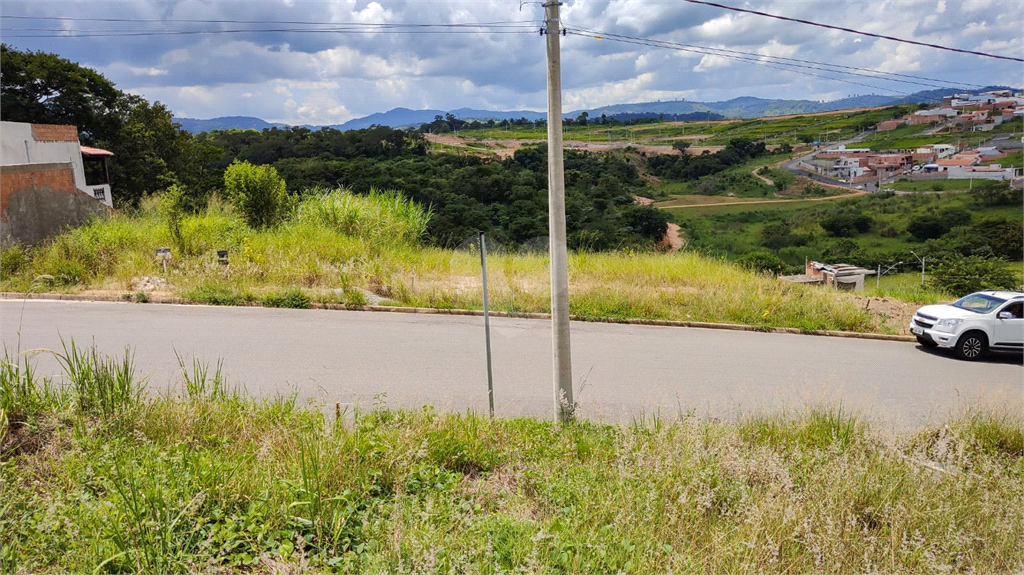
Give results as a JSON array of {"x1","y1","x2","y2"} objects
[
  {"x1": 0, "y1": 163, "x2": 77, "y2": 221},
  {"x1": 30, "y1": 124, "x2": 79, "y2": 142}
]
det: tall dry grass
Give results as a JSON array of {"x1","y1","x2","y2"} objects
[{"x1": 1, "y1": 188, "x2": 872, "y2": 332}]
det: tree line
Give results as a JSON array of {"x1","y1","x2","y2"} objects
[{"x1": 0, "y1": 45, "x2": 668, "y2": 251}]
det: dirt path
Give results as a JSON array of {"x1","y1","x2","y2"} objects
[
  {"x1": 752, "y1": 167, "x2": 774, "y2": 187},
  {"x1": 661, "y1": 189, "x2": 869, "y2": 209},
  {"x1": 659, "y1": 223, "x2": 684, "y2": 252}
]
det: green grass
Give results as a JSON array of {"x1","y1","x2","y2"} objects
[
  {"x1": 985, "y1": 151, "x2": 1022, "y2": 167},
  {"x1": 2, "y1": 346, "x2": 1021, "y2": 574},
  {"x1": 664, "y1": 196, "x2": 848, "y2": 217},
  {"x1": 890, "y1": 180, "x2": 980, "y2": 192},
  {"x1": 1, "y1": 189, "x2": 879, "y2": 333}
]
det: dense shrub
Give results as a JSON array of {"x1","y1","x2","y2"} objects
[
  {"x1": 906, "y1": 208, "x2": 972, "y2": 241},
  {"x1": 928, "y1": 255, "x2": 1019, "y2": 296},
  {"x1": 820, "y1": 212, "x2": 872, "y2": 237},
  {"x1": 736, "y1": 251, "x2": 786, "y2": 275},
  {"x1": 223, "y1": 161, "x2": 290, "y2": 229}
]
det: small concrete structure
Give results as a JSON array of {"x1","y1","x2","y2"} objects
[{"x1": 781, "y1": 261, "x2": 875, "y2": 291}]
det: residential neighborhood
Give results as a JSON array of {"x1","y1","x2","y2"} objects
[{"x1": 805, "y1": 90, "x2": 1024, "y2": 186}]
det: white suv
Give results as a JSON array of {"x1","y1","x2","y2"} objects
[{"x1": 909, "y1": 291, "x2": 1024, "y2": 360}]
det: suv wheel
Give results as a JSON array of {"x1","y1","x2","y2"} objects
[
  {"x1": 954, "y1": 331, "x2": 988, "y2": 361},
  {"x1": 916, "y1": 335, "x2": 938, "y2": 348}
]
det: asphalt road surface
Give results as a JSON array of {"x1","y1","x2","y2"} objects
[{"x1": 2, "y1": 300, "x2": 1020, "y2": 428}]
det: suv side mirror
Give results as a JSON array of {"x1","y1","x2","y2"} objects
[{"x1": 998, "y1": 311, "x2": 1014, "y2": 320}]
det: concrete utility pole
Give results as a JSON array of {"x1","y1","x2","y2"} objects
[{"x1": 543, "y1": 0, "x2": 574, "y2": 423}]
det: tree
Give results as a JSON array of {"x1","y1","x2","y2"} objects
[
  {"x1": 759, "y1": 222, "x2": 803, "y2": 251},
  {"x1": 621, "y1": 205, "x2": 669, "y2": 242},
  {"x1": 973, "y1": 181, "x2": 1011, "y2": 207},
  {"x1": 821, "y1": 238, "x2": 868, "y2": 266},
  {"x1": 671, "y1": 141, "x2": 691, "y2": 154},
  {"x1": 736, "y1": 251, "x2": 786, "y2": 275},
  {"x1": 576, "y1": 111, "x2": 589, "y2": 126},
  {"x1": 820, "y1": 212, "x2": 872, "y2": 237},
  {"x1": 1, "y1": 44, "x2": 121, "y2": 143},
  {"x1": 0, "y1": 45, "x2": 206, "y2": 208},
  {"x1": 928, "y1": 255, "x2": 1019, "y2": 295},
  {"x1": 223, "y1": 161, "x2": 290, "y2": 228},
  {"x1": 907, "y1": 208, "x2": 972, "y2": 241}
]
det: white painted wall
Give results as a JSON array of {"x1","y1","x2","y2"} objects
[
  {"x1": 946, "y1": 166, "x2": 1013, "y2": 181},
  {"x1": 0, "y1": 121, "x2": 113, "y2": 207},
  {"x1": 1, "y1": 121, "x2": 88, "y2": 191}
]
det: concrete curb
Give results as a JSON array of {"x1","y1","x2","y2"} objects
[{"x1": 1, "y1": 291, "x2": 917, "y2": 343}]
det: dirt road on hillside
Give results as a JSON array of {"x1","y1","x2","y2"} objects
[{"x1": 659, "y1": 189, "x2": 869, "y2": 209}]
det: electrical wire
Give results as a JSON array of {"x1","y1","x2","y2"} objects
[
  {"x1": 682, "y1": 0, "x2": 1023, "y2": 63},
  {"x1": 2, "y1": 28, "x2": 538, "y2": 38},
  {"x1": 569, "y1": 26, "x2": 985, "y2": 90},
  {"x1": 569, "y1": 29, "x2": 947, "y2": 102},
  {"x1": 0, "y1": 16, "x2": 541, "y2": 38}
]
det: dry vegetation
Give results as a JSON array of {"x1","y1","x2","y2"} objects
[{"x1": 0, "y1": 190, "x2": 876, "y2": 333}]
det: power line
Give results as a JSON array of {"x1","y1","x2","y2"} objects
[
  {"x1": 0, "y1": 16, "x2": 540, "y2": 38},
  {"x1": 2, "y1": 28, "x2": 537, "y2": 39},
  {"x1": 570, "y1": 27, "x2": 980, "y2": 92},
  {"x1": 682, "y1": 0, "x2": 1024, "y2": 63},
  {"x1": 569, "y1": 30, "x2": 948, "y2": 102},
  {"x1": 0, "y1": 15, "x2": 539, "y2": 28},
  {"x1": 571, "y1": 26, "x2": 984, "y2": 90}
]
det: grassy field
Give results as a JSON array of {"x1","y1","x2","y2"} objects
[
  {"x1": 890, "y1": 179, "x2": 978, "y2": 192},
  {"x1": 0, "y1": 188, "x2": 876, "y2": 333},
  {"x1": 3, "y1": 345, "x2": 1021, "y2": 574},
  {"x1": 451, "y1": 106, "x2": 918, "y2": 148},
  {"x1": 663, "y1": 196, "x2": 859, "y2": 217},
  {"x1": 986, "y1": 151, "x2": 1023, "y2": 167},
  {"x1": 669, "y1": 191, "x2": 1024, "y2": 283}
]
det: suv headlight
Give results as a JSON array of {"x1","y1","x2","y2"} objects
[{"x1": 936, "y1": 318, "x2": 963, "y2": 329}]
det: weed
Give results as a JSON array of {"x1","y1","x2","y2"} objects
[
  {"x1": 55, "y1": 340, "x2": 141, "y2": 416},
  {"x1": 1, "y1": 348, "x2": 1021, "y2": 574},
  {"x1": 262, "y1": 288, "x2": 311, "y2": 309}
]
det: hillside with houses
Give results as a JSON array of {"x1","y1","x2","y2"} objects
[{"x1": 802, "y1": 89, "x2": 1023, "y2": 188}]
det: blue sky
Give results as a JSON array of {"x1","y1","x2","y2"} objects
[{"x1": 3, "y1": 0, "x2": 1021, "y2": 124}]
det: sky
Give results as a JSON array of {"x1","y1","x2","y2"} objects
[{"x1": 2, "y1": 0, "x2": 1022, "y2": 125}]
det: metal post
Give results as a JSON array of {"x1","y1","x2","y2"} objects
[
  {"x1": 877, "y1": 264, "x2": 881, "y2": 289},
  {"x1": 544, "y1": 0, "x2": 573, "y2": 423},
  {"x1": 921, "y1": 257, "x2": 926, "y2": 287},
  {"x1": 479, "y1": 232, "x2": 495, "y2": 419}
]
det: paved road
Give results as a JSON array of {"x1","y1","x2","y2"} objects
[{"x1": 2, "y1": 300, "x2": 1020, "y2": 428}]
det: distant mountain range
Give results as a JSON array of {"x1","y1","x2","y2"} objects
[{"x1": 174, "y1": 86, "x2": 1015, "y2": 134}]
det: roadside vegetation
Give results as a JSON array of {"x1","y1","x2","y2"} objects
[
  {"x1": 2, "y1": 345, "x2": 1021, "y2": 574},
  {"x1": 0, "y1": 183, "x2": 873, "y2": 332}
]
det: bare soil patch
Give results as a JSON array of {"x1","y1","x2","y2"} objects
[{"x1": 842, "y1": 294, "x2": 918, "y2": 335}]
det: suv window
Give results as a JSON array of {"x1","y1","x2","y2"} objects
[
  {"x1": 1001, "y1": 302, "x2": 1023, "y2": 318},
  {"x1": 952, "y1": 293, "x2": 1007, "y2": 314}
]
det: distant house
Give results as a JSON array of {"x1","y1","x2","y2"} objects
[
  {"x1": 908, "y1": 108, "x2": 958, "y2": 125},
  {"x1": 936, "y1": 154, "x2": 981, "y2": 169},
  {"x1": 831, "y1": 157, "x2": 867, "y2": 179},
  {"x1": 1, "y1": 121, "x2": 114, "y2": 244},
  {"x1": 946, "y1": 166, "x2": 1014, "y2": 181},
  {"x1": 865, "y1": 153, "x2": 912, "y2": 176}
]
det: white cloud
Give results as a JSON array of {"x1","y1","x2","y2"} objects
[{"x1": 2, "y1": 0, "x2": 1018, "y2": 124}]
